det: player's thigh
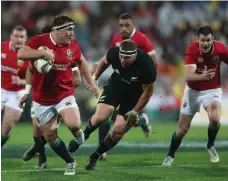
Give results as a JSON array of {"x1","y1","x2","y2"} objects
[
  {"x1": 92, "y1": 103, "x2": 115, "y2": 124},
  {"x1": 180, "y1": 86, "x2": 201, "y2": 117},
  {"x1": 33, "y1": 101, "x2": 57, "y2": 127},
  {"x1": 202, "y1": 88, "x2": 222, "y2": 123},
  {"x1": 2, "y1": 106, "x2": 22, "y2": 127},
  {"x1": 56, "y1": 95, "x2": 80, "y2": 128},
  {"x1": 111, "y1": 114, "x2": 130, "y2": 140},
  {"x1": 39, "y1": 116, "x2": 58, "y2": 142}
]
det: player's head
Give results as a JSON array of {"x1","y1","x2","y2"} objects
[
  {"x1": 118, "y1": 13, "x2": 135, "y2": 39},
  {"x1": 51, "y1": 15, "x2": 75, "y2": 45},
  {"x1": 10, "y1": 25, "x2": 27, "y2": 50},
  {"x1": 197, "y1": 25, "x2": 214, "y2": 54},
  {"x1": 119, "y1": 39, "x2": 137, "y2": 68},
  {"x1": 41, "y1": 25, "x2": 52, "y2": 34}
]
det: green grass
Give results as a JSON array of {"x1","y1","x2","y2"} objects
[
  {"x1": 6, "y1": 122, "x2": 228, "y2": 146},
  {"x1": 2, "y1": 151, "x2": 228, "y2": 181}
]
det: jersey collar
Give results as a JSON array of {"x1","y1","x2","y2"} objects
[
  {"x1": 49, "y1": 33, "x2": 57, "y2": 45},
  {"x1": 130, "y1": 28, "x2": 136, "y2": 38}
]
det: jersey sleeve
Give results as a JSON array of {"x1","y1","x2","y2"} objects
[
  {"x1": 26, "y1": 35, "x2": 42, "y2": 49},
  {"x1": 141, "y1": 56, "x2": 157, "y2": 84},
  {"x1": 17, "y1": 61, "x2": 30, "y2": 78},
  {"x1": 141, "y1": 36, "x2": 154, "y2": 53},
  {"x1": 221, "y1": 46, "x2": 228, "y2": 64},
  {"x1": 185, "y1": 44, "x2": 197, "y2": 65}
]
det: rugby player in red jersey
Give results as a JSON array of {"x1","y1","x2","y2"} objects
[
  {"x1": 21, "y1": 26, "x2": 82, "y2": 169},
  {"x1": 69, "y1": 13, "x2": 157, "y2": 158},
  {"x1": 18, "y1": 15, "x2": 99, "y2": 175},
  {"x1": 162, "y1": 25, "x2": 228, "y2": 166},
  {"x1": 1, "y1": 26, "x2": 29, "y2": 147}
]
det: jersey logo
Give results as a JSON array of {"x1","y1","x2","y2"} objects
[
  {"x1": 67, "y1": 49, "x2": 72, "y2": 59},
  {"x1": 197, "y1": 57, "x2": 204, "y2": 64},
  {"x1": 131, "y1": 77, "x2": 139, "y2": 82},
  {"x1": 114, "y1": 69, "x2": 120, "y2": 74},
  {"x1": 65, "y1": 101, "x2": 72, "y2": 106},
  {"x1": 212, "y1": 56, "x2": 219, "y2": 64},
  {"x1": 99, "y1": 96, "x2": 106, "y2": 102}
]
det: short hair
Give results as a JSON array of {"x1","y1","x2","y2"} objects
[
  {"x1": 41, "y1": 25, "x2": 52, "y2": 33},
  {"x1": 11, "y1": 25, "x2": 26, "y2": 33},
  {"x1": 119, "y1": 13, "x2": 134, "y2": 21},
  {"x1": 52, "y1": 15, "x2": 74, "y2": 29},
  {"x1": 120, "y1": 39, "x2": 137, "y2": 52},
  {"x1": 197, "y1": 25, "x2": 214, "y2": 36}
]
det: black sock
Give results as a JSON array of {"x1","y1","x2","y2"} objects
[
  {"x1": 90, "y1": 134, "x2": 118, "y2": 160},
  {"x1": 99, "y1": 121, "x2": 111, "y2": 145},
  {"x1": 84, "y1": 118, "x2": 99, "y2": 140},
  {"x1": 207, "y1": 123, "x2": 220, "y2": 149},
  {"x1": 1, "y1": 135, "x2": 9, "y2": 147},
  {"x1": 49, "y1": 137, "x2": 74, "y2": 163},
  {"x1": 167, "y1": 132, "x2": 183, "y2": 158},
  {"x1": 34, "y1": 136, "x2": 46, "y2": 157}
]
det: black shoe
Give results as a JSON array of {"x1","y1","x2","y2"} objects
[
  {"x1": 35, "y1": 154, "x2": 47, "y2": 169},
  {"x1": 85, "y1": 156, "x2": 98, "y2": 170},
  {"x1": 68, "y1": 139, "x2": 80, "y2": 153},
  {"x1": 23, "y1": 145, "x2": 37, "y2": 161}
]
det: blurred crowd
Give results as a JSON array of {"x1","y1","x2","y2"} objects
[{"x1": 2, "y1": 1, "x2": 228, "y2": 105}]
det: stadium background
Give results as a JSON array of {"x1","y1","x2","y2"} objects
[{"x1": 1, "y1": 1, "x2": 228, "y2": 181}]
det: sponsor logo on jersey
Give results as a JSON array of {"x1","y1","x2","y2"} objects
[
  {"x1": 197, "y1": 57, "x2": 204, "y2": 64},
  {"x1": 1, "y1": 65, "x2": 19, "y2": 74},
  {"x1": 115, "y1": 42, "x2": 121, "y2": 47},
  {"x1": 183, "y1": 101, "x2": 187, "y2": 108},
  {"x1": 131, "y1": 77, "x2": 139, "y2": 82},
  {"x1": 1, "y1": 53, "x2": 7, "y2": 59}
]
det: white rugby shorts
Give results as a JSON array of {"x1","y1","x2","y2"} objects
[
  {"x1": 32, "y1": 95, "x2": 78, "y2": 127},
  {"x1": 180, "y1": 85, "x2": 223, "y2": 116},
  {"x1": 1, "y1": 88, "x2": 25, "y2": 111}
]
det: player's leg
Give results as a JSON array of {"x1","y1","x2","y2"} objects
[
  {"x1": 23, "y1": 118, "x2": 47, "y2": 168},
  {"x1": 35, "y1": 102, "x2": 75, "y2": 175},
  {"x1": 98, "y1": 119, "x2": 111, "y2": 160},
  {"x1": 138, "y1": 112, "x2": 152, "y2": 138},
  {"x1": 85, "y1": 114, "x2": 130, "y2": 170},
  {"x1": 1, "y1": 106, "x2": 21, "y2": 147},
  {"x1": 203, "y1": 89, "x2": 222, "y2": 163},
  {"x1": 162, "y1": 87, "x2": 199, "y2": 166},
  {"x1": 68, "y1": 86, "x2": 118, "y2": 153},
  {"x1": 68, "y1": 103, "x2": 115, "y2": 153}
]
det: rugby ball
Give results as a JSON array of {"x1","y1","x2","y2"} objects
[{"x1": 34, "y1": 46, "x2": 53, "y2": 74}]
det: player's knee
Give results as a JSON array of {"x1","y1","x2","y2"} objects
[
  {"x1": 93, "y1": 114, "x2": 108, "y2": 124},
  {"x1": 110, "y1": 131, "x2": 124, "y2": 141},
  {"x1": 44, "y1": 133, "x2": 57, "y2": 144},
  {"x1": 177, "y1": 127, "x2": 189, "y2": 137},
  {"x1": 67, "y1": 121, "x2": 80, "y2": 131}
]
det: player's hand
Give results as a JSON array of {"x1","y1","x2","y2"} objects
[
  {"x1": 42, "y1": 49, "x2": 55, "y2": 64},
  {"x1": 19, "y1": 94, "x2": 29, "y2": 109},
  {"x1": 201, "y1": 66, "x2": 216, "y2": 80},
  {"x1": 85, "y1": 83, "x2": 100, "y2": 98},
  {"x1": 125, "y1": 110, "x2": 139, "y2": 127},
  {"x1": 11, "y1": 75, "x2": 21, "y2": 85}
]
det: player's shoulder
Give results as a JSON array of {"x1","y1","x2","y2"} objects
[
  {"x1": 214, "y1": 40, "x2": 227, "y2": 51},
  {"x1": 137, "y1": 49, "x2": 153, "y2": 64},
  {"x1": 107, "y1": 47, "x2": 119, "y2": 61},
  {"x1": 186, "y1": 41, "x2": 200, "y2": 54},
  {"x1": 1, "y1": 41, "x2": 10, "y2": 48},
  {"x1": 112, "y1": 33, "x2": 122, "y2": 40},
  {"x1": 70, "y1": 39, "x2": 80, "y2": 48},
  {"x1": 135, "y1": 30, "x2": 147, "y2": 38}
]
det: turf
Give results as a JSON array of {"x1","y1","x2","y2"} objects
[
  {"x1": 2, "y1": 151, "x2": 228, "y2": 181},
  {"x1": 5, "y1": 122, "x2": 228, "y2": 146}
]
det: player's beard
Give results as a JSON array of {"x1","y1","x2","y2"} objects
[{"x1": 121, "y1": 32, "x2": 130, "y2": 39}]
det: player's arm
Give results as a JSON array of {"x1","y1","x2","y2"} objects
[
  {"x1": 72, "y1": 66, "x2": 81, "y2": 88},
  {"x1": 142, "y1": 36, "x2": 157, "y2": 67},
  {"x1": 17, "y1": 45, "x2": 54, "y2": 62},
  {"x1": 133, "y1": 83, "x2": 154, "y2": 113},
  {"x1": 93, "y1": 54, "x2": 110, "y2": 81},
  {"x1": 76, "y1": 54, "x2": 99, "y2": 98},
  {"x1": 221, "y1": 47, "x2": 228, "y2": 65},
  {"x1": 19, "y1": 63, "x2": 33, "y2": 108}
]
